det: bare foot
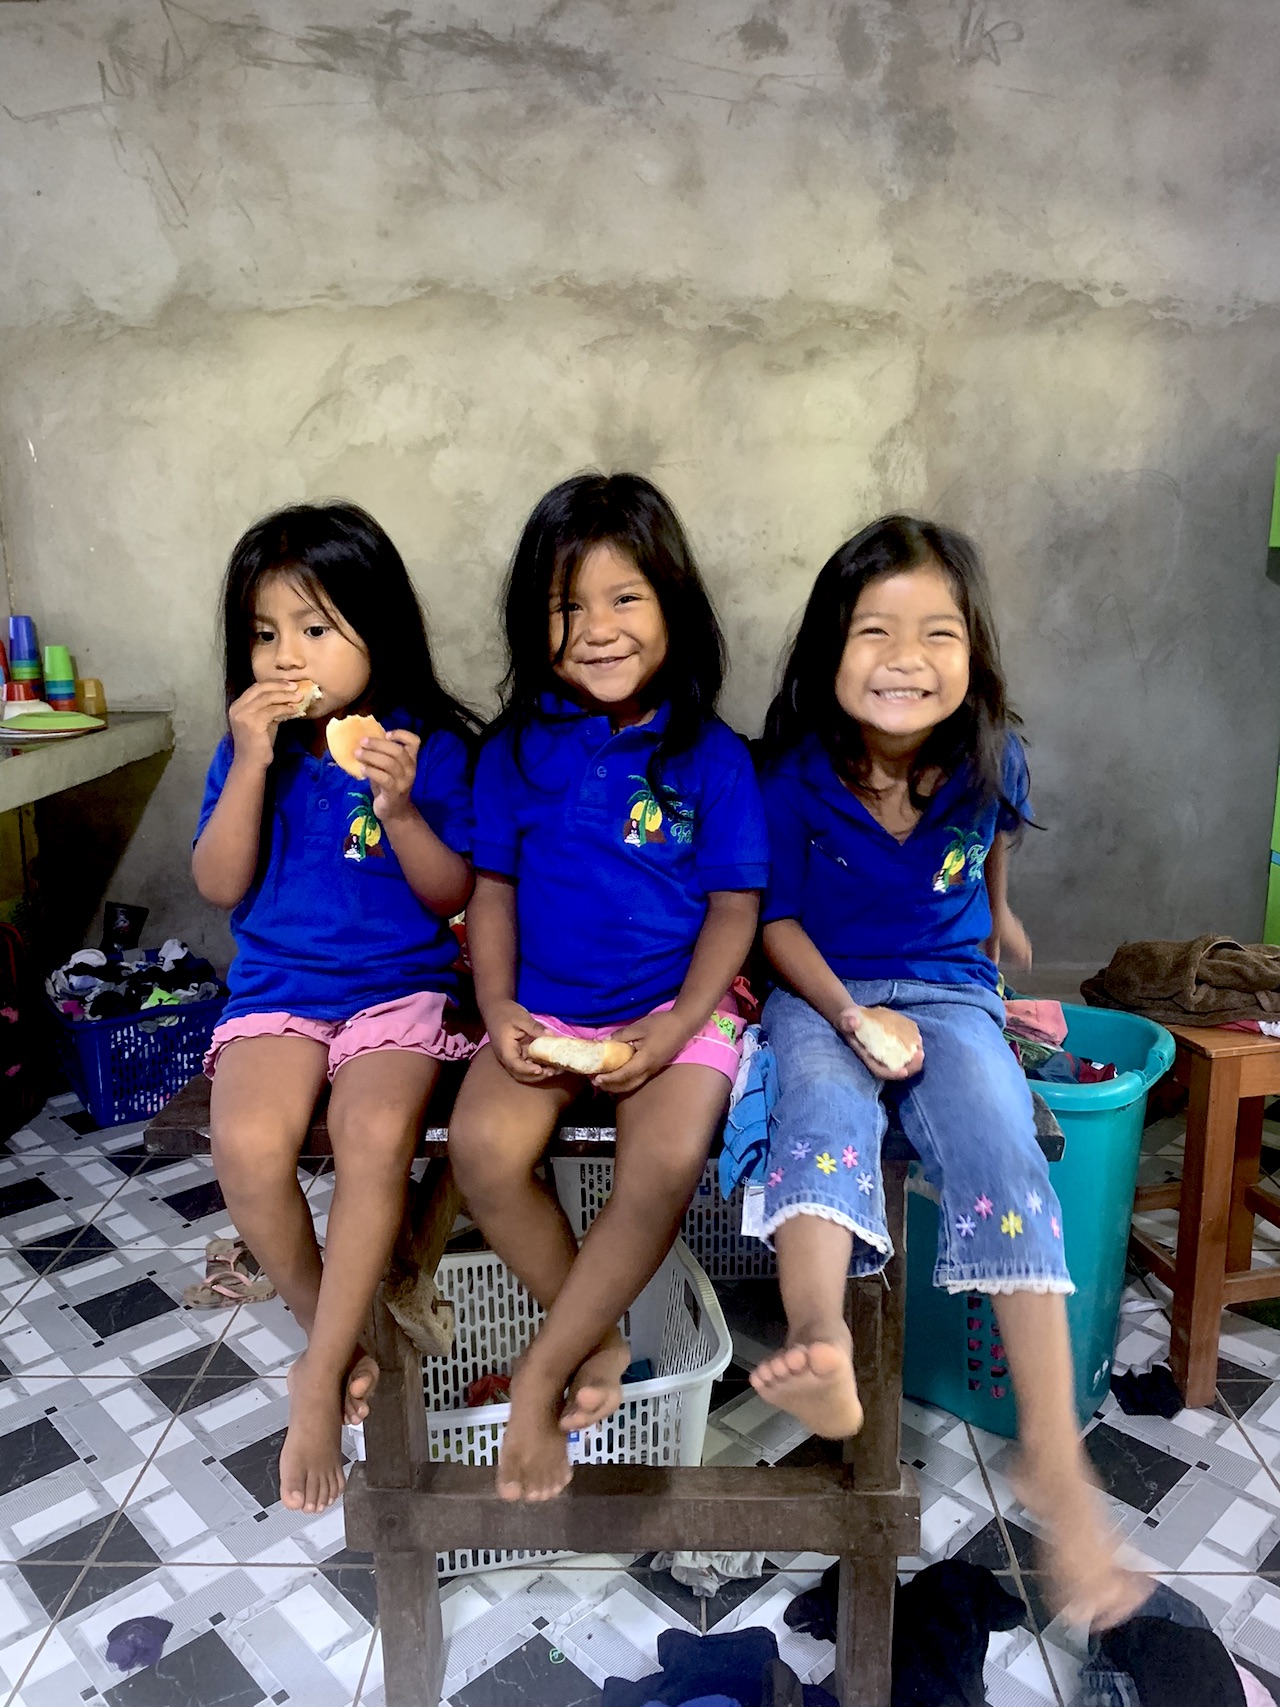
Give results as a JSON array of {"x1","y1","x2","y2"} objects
[
  {"x1": 280, "y1": 1354, "x2": 347, "y2": 1514},
  {"x1": 560, "y1": 1331, "x2": 631, "y2": 1433},
  {"x1": 750, "y1": 1336, "x2": 864, "y2": 1439},
  {"x1": 343, "y1": 1349, "x2": 379, "y2": 1425},
  {"x1": 497, "y1": 1373, "x2": 574, "y2": 1503},
  {"x1": 1012, "y1": 1458, "x2": 1152, "y2": 1630}
]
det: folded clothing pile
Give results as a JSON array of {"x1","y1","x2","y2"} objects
[
  {"x1": 1004, "y1": 997, "x2": 1117, "y2": 1085},
  {"x1": 46, "y1": 940, "x2": 222, "y2": 1023}
]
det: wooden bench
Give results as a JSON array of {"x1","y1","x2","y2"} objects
[{"x1": 144, "y1": 1073, "x2": 1054, "y2": 1706}]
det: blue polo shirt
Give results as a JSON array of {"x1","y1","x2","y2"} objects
[
  {"x1": 196, "y1": 720, "x2": 472, "y2": 1023},
  {"x1": 473, "y1": 699, "x2": 768, "y2": 1025},
  {"x1": 761, "y1": 732, "x2": 1030, "y2": 991}
]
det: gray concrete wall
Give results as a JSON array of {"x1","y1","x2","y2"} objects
[{"x1": 2, "y1": 0, "x2": 1278, "y2": 974}]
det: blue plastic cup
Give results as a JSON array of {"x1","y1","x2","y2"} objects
[{"x1": 7, "y1": 617, "x2": 37, "y2": 664}]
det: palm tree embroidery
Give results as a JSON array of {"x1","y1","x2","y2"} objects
[
  {"x1": 623, "y1": 775, "x2": 692, "y2": 845},
  {"x1": 344, "y1": 788, "x2": 385, "y2": 862},
  {"x1": 932, "y1": 827, "x2": 985, "y2": 893}
]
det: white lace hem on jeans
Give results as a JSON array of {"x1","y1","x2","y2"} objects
[{"x1": 761, "y1": 1200, "x2": 892, "y2": 1254}]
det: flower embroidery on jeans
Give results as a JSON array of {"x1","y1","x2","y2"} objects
[
  {"x1": 1026, "y1": 1189, "x2": 1043, "y2": 1215},
  {"x1": 857, "y1": 1171, "x2": 875, "y2": 1196},
  {"x1": 791, "y1": 1141, "x2": 811, "y2": 1160},
  {"x1": 842, "y1": 1146, "x2": 858, "y2": 1169},
  {"x1": 974, "y1": 1195, "x2": 994, "y2": 1219},
  {"x1": 767, "y1": 1169, "x2": 784, "y2": 1189},
  {"x1": 1050, "y1": 1214, "x2": 1061, "y2": 1238},
  {"x1": 816, "y1": 1152, "x2": 837, "y2": 1175},
  {"x1": 955, "y1": 1214, "x2": 977, "y2": 1239},
  {"x1": 1000, "y1": 1211, "x2": 1024, "y2": 1239}
]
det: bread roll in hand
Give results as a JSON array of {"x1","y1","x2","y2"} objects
[
  {"x1": 326, "y1": 713, "x2": 386, "y2": 779},
  {"x1": 526, "y1": 1035, "x2": 635, "y2": 1076},
  {"x1": 850, "y1": 1006, "x2": 920, "y2": 1073}
]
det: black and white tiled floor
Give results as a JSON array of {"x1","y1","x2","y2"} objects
[{"x1": 3, "y1": 1099, "x2": 1280, "y2": 1704}]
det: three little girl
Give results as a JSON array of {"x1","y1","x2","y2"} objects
[{"x1": 195, "y1": 486, "x2": 1143, "y2": 1631}]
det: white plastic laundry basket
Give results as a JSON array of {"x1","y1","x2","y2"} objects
[
  {"x1": 552, "y1": 1155, "x2": 777, "y2": 1279},
  {"x1": 422, "y1": 1235, "x2": 732, "y2": 1575}
]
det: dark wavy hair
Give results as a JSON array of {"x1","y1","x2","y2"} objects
[
  {"x1": 488, "y1": 472, "x2": 726, "y2": 809},
  {"x1": 762, "y1": 514, "x2": 1025, "y2": 820},
  {"x1": 220, "y1": 501, "x2": 478, "y2": 748}
]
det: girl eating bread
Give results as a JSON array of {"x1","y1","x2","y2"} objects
[
  {"x1": 448, "y1": 472, "x2": 767, "y2": 1503},
  {"x1": 193, "y1": 501, "x2": 479, "y2": 1516}
]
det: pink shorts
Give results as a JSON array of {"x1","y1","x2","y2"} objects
[
  {"x1": 204, "y1": 990, "x2": 479, "y2": 1080},
  {"x1": 529, "y1": 995, "x2": 744, "y2": 1083}
]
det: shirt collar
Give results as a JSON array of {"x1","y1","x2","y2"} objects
[
  {"x1": 536, "y1": 692, "x2": 671, "y2": 741},
  {"x1": 800, "y1": 733, "x2": 971, "y2": 823}
]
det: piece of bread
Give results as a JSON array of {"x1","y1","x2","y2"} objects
[
  {"x1": 526, "y1": 1035, "x2": 635, "y2": 1076},
  {"x1": 852, "y1": 1006, "x2": 919, "y2": 1072},
  {"x1": 286, "y1": 680, "x2": 323, "y2": 718},
  {"x1": 326, "y1": 712, "x2": 386, "y2": 778}
]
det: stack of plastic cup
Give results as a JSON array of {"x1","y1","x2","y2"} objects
[
  {"x1": 8, "y1": 618, "x2": 40, "y2": 695},
  {"x1": 43, "y1": 646, "x2": 76, "y2": 712}
]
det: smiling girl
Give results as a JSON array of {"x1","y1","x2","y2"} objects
[
  {"x1": 193, "y1": 502, "x2": 479, "y2": 1516},
  {"x1": 447, "y1": 473, "x2": 767, "y2": 1503}
]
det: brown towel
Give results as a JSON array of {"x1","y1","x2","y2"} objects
[{"x1": 1081, "y1": 934, "x2": 1280, "y2": 1025}]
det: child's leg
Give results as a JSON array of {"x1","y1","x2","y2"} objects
[
  {"x1": 278, "y1": 1047, "x2": 440, "y2": 1514},
  {"x1": 748, "y1": 985, "x2": 890, "y2": 1438},
  {"x1": 448, "y1": 1044, "x2": 580, "y2": 1301},
  {"x1": 997, "y1": 1291, "x2": 1150, "y2": 1629},
  {"x1": 209, "y1": 1034, "x2": 331, "y2": 1329},
  {"x1": 496, "y1": 1063, "x2": 729, "y2": 1502},
  {"x1": 751, "y1": 1216, "x2": 863, "y2": 1438}
]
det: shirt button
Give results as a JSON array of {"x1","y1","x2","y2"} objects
[
  {"x1": 317, "y1": 798, "x2": 330, "y2": 811},
  {"x1": 596, "y1": 766, "x2": 607, "y2": 778}
]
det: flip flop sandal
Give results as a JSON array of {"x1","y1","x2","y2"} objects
[{"x1": 183, "y1": 1238, "x2": 277, "y2": 1309}]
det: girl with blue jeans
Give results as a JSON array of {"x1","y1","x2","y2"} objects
[{"x1": 752, "y1": 516, "x2": 1147, "y2": 1631}]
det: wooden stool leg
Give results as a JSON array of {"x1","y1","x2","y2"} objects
[
  {"x1": 1170, "y1": 1055, "x2": 1241, "y2": 1407},
  {"x1": 359, "y1": 1161, "x2": 459, "y2": 1707},
  {"x1": 1228, "y1": 1096, "x2": 1266, "y2": 1275},
  {"x1": 836, "y1": 1157, "x2": 909, "y2": 1707}
]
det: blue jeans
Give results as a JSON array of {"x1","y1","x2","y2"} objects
[{"x1": 761, "y1": 979, "x2": 1074, "y2": 1296}]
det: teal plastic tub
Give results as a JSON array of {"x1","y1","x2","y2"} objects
[{"x1": 902, "y1": 1004, "x2": 1175, "y2": 1437}]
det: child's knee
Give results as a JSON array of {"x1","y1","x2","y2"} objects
[
  {"x1": 211, "y1": 1118, "x2": 300, "y2": 1193},
  {"x1": 327, "y1": 1106, "x2": 415, "y2": 1175},
  {"x1": 447, "y1": 1116, "x2": 529, "y2": 1202}
]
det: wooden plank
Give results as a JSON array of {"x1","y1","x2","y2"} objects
[
  {"x1": 840, "y1": 1549, "x2": 895, "y2": 1707},
  {"x1": 1166, "y1": 1025, "x2": 1280, "y2": 1061},
  {"x1": 1245, "y1": 1182, "x2": 1280, "y2": 1230},
  {"x1": 1229, "y1": 1098, "x2": 1267, "y2": 1273},
  {"x1": 1133, "y1": 1183, "x2": 1183, "y2": 1213},
  {"x1": 1237, "y1": 1054, "x2": 1280, "y2": 1098},
  {"x1": 344, "y1": 1461, "x2": 918, "y2": 1558},
  {"x1": 1168, "y1": 1051, "x2": 1241, "y2": 1407},
  {"x1": 1128, "y1": 1228, "x2": 1176, "y2": 1290},
  {"x1": 1220, "y1": 1269, "x2": 1280, "y2": 1306}
]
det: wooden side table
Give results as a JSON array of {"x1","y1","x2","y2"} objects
[{"x1": 1129, "y1": 1023, "x2": 1280, "y2": 1407}]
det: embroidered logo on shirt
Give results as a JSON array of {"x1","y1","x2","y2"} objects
[
  {"x1": 623, "y1": 777, "x2": 692, "y2": 846},
  {"x1": 931, "y1": 827, "x2": 988, "y2": 893},
  {"x1": 712, "y1": 1013, "x2": 738, "y2": 1041},
  {"x1": 343, "y1": 788, "x2": 384, "y2": 863}
]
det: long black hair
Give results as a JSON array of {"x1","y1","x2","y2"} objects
[
  {"x1": 489, "y1": 472, "x2": 726, "y2": 806},
  {"x1": 762, "y1": 514, "x2": 1024, "y2": 818},
  {"x1": 220, "y1": 501, "x2": 479, "y2": 748}
]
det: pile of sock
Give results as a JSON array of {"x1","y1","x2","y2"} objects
[{"x1": 46, "y1": 940, "x2": 222, "y2": 1023}]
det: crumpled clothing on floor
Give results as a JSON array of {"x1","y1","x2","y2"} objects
[
  {"x1": 648, "y1": 1551, "x2": 767, "y2": 1598},
  {"x1": 602, "y1": 1626, "x2": 836, "y2": 1707},
  {"x1": 1080, "y1": 1582, "x2": 1245, "y2": 1706},
  {"x1": 46, "y1": 940, "x2": 222, "y2": 1023},
  {"x1": 786, "y1": 1559, "x2": 1022, "y2": 1706},
  {"x1": 1110, "y1": 1364, "x2": 1184, "y2": 1418}
]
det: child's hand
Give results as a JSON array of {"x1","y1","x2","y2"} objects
[
  {"x1": 228, "y1": 681, "x2": 307, "y2": 770},
  {"x1": 986, "y1": 907, "x2": 1033, "y2": 971},
  {"x1": 486, "y1": 1000, "x2": 556, "y2": 1084},
  {"x1": 835, "y1": 1004, "x2": 924, "y2": 1081},
  {"x1": 358, "y1": 730, "x2": 420, "y2": 823},
  {"x1": 592, "y1": 1009, "x2": 691, "y2": 1096}
]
